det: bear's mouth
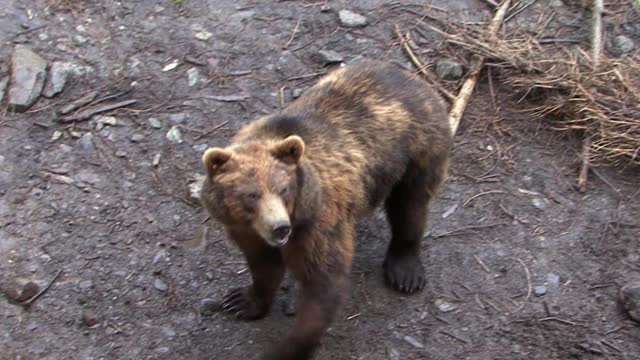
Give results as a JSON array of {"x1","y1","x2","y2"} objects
[{"x1": 269, "y1": 233, "x2": 290, "y2": 247}]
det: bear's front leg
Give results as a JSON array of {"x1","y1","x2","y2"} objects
[
  {"x1": 260, "y1": 273, "x2": 348, "y2": 360},
  {"x1": 222, "y1": 231, "x2": 285, "y2": 321}
]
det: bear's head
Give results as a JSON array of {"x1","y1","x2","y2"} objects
[{"x1": 200, "y1": 135, "x2": 306, "y2": 247}]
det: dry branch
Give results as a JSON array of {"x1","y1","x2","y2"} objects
[{"x1": 448, "y1": 0, "x2": 511, "y2": 135}]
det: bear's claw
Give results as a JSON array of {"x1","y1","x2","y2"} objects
[
  {"x1": 383, "y1": 254, "x2": 426, "y2": 294},
  {"x1": 221, "y1": 287, "x2": 268, "y2": 321}
]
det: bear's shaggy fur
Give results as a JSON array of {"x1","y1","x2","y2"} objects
[{"x1": 200, "y1": 60, "x2": 452, "y2": 360}]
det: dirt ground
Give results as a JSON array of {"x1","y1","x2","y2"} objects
[{"x1": 1, "y1": 0, "x2": 639, "y2": 359}]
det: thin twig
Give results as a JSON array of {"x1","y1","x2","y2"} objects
[
  {"x1": 513, "y1": 258, "x2": 531, "y2": 312},
  {"x1": 463, "y1": 190, "x2": 505, "y2": 206},
  {"x1": 430, "y1": 222, "x2": 508, "y2": 239},
  {"x1": 448, "y1": 0, "x2": 511, "y2": 135},
  {"x1": 538, "y1": 317, "x2": 581, "y2": 326},
  {"x1": 20, "y1": 270, "x2": 63, "y2": 307},
  {"x1": 474, "y1": 254, "x2": 492, "y2": 273},
  {"x1": 283, "y1": 17, "x2": 302, "y2": 49},
  {"x1": 505, "y1": 0, "x2": 538, "y2": 23}
]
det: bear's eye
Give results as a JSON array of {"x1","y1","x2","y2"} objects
[
  {"x1": 279, "y1": 187, "x2": 291, "y2": 200},
  {"x1": 246, "y1": 192, "x2": 261, "y2": 201}
]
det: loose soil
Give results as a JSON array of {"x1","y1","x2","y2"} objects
[{"x1": 1, "y1": 1, "x2": 639, "y2": 359}]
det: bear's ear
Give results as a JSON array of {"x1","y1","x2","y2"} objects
[
  {"x1": 271, "y1": 135, "x2": 305, "y2": 165},
  {"x1": 202, "y1": 148, "x2": 232, "y2": 176}
]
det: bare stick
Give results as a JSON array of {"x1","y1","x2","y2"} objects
[
  {"x1": 283, "y1": 17, "x2": 302, "y2": 49},
  {"x1": 59, "y1": 99, "x2": 138, "y2": 123},
  {"x1": 448, "y1": 0, "x2": 511, "y2": 135},
  {"x1": 578, "y1": 0, "x2": 603, "y2": 192},
  {"x1": 20, "y1": 270, "x2": 63, "y2": 307},
  {"x1": 513, "y1": 258, "x2": 531, "y2": 312},
  {"x1": 474, "y1": 254, "x2": 492, "y2": 273},
  {"x1": 394, "y1": 25, "x2": 456, "y2": 102}
]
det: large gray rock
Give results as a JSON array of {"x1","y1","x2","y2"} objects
[
  {"x1": 612, "y1": 35, "x2": 635, "y2": 54},
  {"x1": 8, "y1": 45, "x2": 48, "y2": 112}
]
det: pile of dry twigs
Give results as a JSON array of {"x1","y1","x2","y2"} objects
[{"x1": 403, "y1": 1, "x2": 640, "y2": 167}]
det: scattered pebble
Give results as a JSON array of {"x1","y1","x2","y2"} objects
[
  {"x1": 441, "y1": 203, "x2": 458, "y2": 219},
  {"x1": 161, "y1": 326, "x2": 176, "y2": 339},
  {"x1": 620, "y1": 281, "x2": 640, "y2": 322},
  {"x1": 531, "y1": 198, "x2": 548, "y2": 210},
  {"x1": 187, "y1": 68, "x2": 200, "y2": 87},
  {"x1": 338, "y1": 10, "x2": 368, "y2": 28},
  {"x1": 82, "y1": 308, "x2": 99, "y2": 327},
  {"x1": 2, "y1": 280, "x2": 39, "y2": 303},
  {"x1": 200, "y1": 298, "x2": 221, "y2": 315},
  {"x1": 148, "y1": 117, "x2": 162, "y2": 129},
  {"x1": 154, "y1": 278, "x2": 168, "y2": 292},
  {"x1": 79, "y1": 280, "x2": 94, "y2": 290},
  {"x1": 43, "y1": 62, "x2": 76, "y2": 98},
  {"x1": 130, "y1": 134, "x2": 144, "y2": 143},
  {"x1": 74, "y1": 35, "x2": 88, "y2": 45},
  {"x1": 194, "y1": 30, "x2": 213, "y2": 41},
  {"x1": 402, "y1": 335, "x2": 424, "y2": 349},
  {"x1": 0, "y1": 77, "x2": 8, "y2": 103},
  {"x1": 534, "y1": 285, "x2": 547, "y2": 297},
  {"x1": 192, "y1": 144, "x2": 208, "y2": 152},
  {"x1": 388, "y1": 347, "x2": 400, "y2": 360},
  {"x1": 612, "y1": 35, "x2": 635, "y2": 54},
  {"x1": 435, "y1": 299, "x2": 457, "y2": 312},
  {"x1": 51, "y1": 130, "x2": 62, "y2": 142},
  {"x1": 162, "y1": 60, "x2": 180, "y2": 72},
  {"x1": 546, "y1": 273, "x2": 560, "y2": 289},
  {"x1": 166, "y1": 126, "x2": 183, "y2": 144},
  {"x1": 8, "y1": 45, "x2": 48, "y2": 112},
  {"x1": 292, "y1": 88, "x2": 304, "y2": 98},
  {"x1": 315, "y1": 50, "x2": 344, "y2": 66},
  {"x1": 168, "y1": 113, "x2": 186, "y2": 124},
  {"x1": 435, "y1": 58, "x2": 464, "y2": 81},
  {"x1": 115, "y1": 150, "x2": 127, "y2": 158},
  {"x1": 152, "y1": 153, "x2": 161, "y2": 167}
]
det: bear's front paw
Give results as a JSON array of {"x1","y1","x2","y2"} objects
[
  {"x1": 383, "y1": 253, "x2": 426, "y2": 294},
  {"x1": 221, "y1": 286, "x2": 269, "y2": 321}
]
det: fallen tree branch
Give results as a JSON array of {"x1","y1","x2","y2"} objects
[
  {"x1": 578, "y1": 0, "x2": 603, "y2": 192},
  {"x1": 448, "y1": 0, "x2": 511, "y2": 135},
  {"x1": 59, "y1": 99, "x2": 139, "y2": 123}
]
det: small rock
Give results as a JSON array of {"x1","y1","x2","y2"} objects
[
  {"x1": 162, "y1": 60, "x2": 180, "y2": 72},
  {"x1": 161, "y1": 326, "x2": 176, "y2": 339},
  {"x1": 96, "y1": 115, "x2": 118, "y2": 127},
  {"x1": 79, "y1": 280, "x2": 94, "y2": 290},
  {"x1": 168, "y1": 113, "x2": 186, "y2": 124},
  {"x1": 192, "y1": 144, "x2": 208, "y2": 152},
  {"x1": 620, "y1": 281, "x2": 640, "y2": 322},
  {"x1": 187, "y1": 68, "x2": 200, "y2": 87},
  {"x1": 8, "y1": 45, "x2": 48, "y2": 112},
  {"x1": 152, "y1": 153, "x2": 161, "y2": 167},
  {"x1": 534, "y1": 285, "x2": 547, "y2": 297},
  {"x1": 154, "y1": 278, "x2": 168, "y2": 292},
  {"x1": 51, "y1": 130, "x2": 62, "y2": 142},
  {"x1": 338, "y1": 9, "x2": 368, "y2": 28},
  {"x1": 74, "y1": 35, "x2": 88, "y2": 45},
  {"x1": 403, "y1": 335, "x2": 424, "y2": 349},
  {"x1": 115, "y1": 150, "x2": 127, "y2": 158},
  {"x1": 200, "y1": 298, "x2": 221, "y2": 315},
  {"x1": 82, "y1": 308, "x2": 99, "y2": 327},
  {"x1": 78, "y1": 133, "x2": 96, "y2": 156},
  {"x1": 166, "y1": 126, "x2": 183, "y2": 144},
  {"x1": 531, "y1": 198, "x2": 548, "y2": 210},
  {"x1": 188, "y1": 175, "x2": 205, "y2": 201},
  {"x1": 2, "y1": 281, "x2": 39, "y2": 303},
  {"x1": 194, "y1": 30, "x2": 213, "y2": 41},
  {"x1": 546, "y1": 273, "x2": 560, "y2": 289},
  {"x1": 43, "y1": 62, "x2": 75, "y2": 98},
  {"x1": 612, "y1": 35, "x2": 635, "y2": 54},
  {"x1": 320, "y1": 5, "x2": 333, "y2": 13},
  {"x1": 388, "y1": 348, "x2": 400, "y2": 360},
  {"x1": 156, "y1": 347, "x2": 170, "y2": 354},
  {"x1": 435, "y1": 59, "x2": 464, "y2": 81},
  {"x1": 0, "y1": 77, "x2": 8, "y2": 103},
  {"x1": 130, "y1": 134, "x2": 144, "y2": 142},
  {"x1": 148, "y1": 117, "x2": 162, "y2": 129},
  {"x1": 315, "y1": 50, "x2": 344, "y2": 66},
  {"x1": 292, "y1": 88, "x2": 304, "y2": 98},
  {"x1": 435, "y1": 298, "x2": 457, "y2": 312}
]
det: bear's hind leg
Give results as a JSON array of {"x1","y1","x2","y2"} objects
[{"x1": 383, "y1": 158, "x2": 446, "y2": 294}]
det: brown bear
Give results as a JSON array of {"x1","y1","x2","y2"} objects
[{"x1": 199, "y1": 60, "x2": 452, "y2": 360}]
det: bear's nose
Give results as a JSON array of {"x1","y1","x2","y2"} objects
[{"x1": 272, "y1": 224, "x2": 291, "y2": 241}]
